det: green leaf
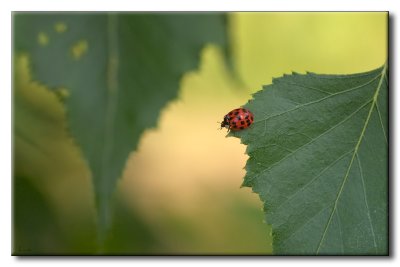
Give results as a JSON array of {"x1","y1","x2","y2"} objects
[
  {"x1": 14, "y1": 13, "x2": 229, "y2": 241},
  {"x1": 233, "y1": 64, "x2": 388, "y2": 255},
  {"x1": 13, "y1": 175, "x2": 66, "y2": 255}
]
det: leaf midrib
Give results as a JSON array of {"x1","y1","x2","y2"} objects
[
  {"x1": 97, "y1": 14, "x2": 120, "y2": 234},
  {"x1": 315, "y1": 63, "x2": 387, "y2": 254},
  {"x1": 100, "y1": 14, "x2": 119, "y2": 188}
]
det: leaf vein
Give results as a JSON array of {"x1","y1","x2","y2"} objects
[
  {"x1": 275, "y1": 80, "x2": 333, "y2": 95},
  {"x1": 356, "y1": 153, "x2": 378, "y2": 253},
  {"x1": 97, "y1": 14, "x2": 120, "y2": 239},
  {"x1": 251, "y1": 144, "x2": 294, "y2": 155},
  {"x1": 335, "y1": 209, "x2": 344, "y2": 254},
  {"x1": 375, "y1": 101, "x2": 388, "y2": 145},
  {"x1": 247, "y1": 99, "x2": 372, "y2": 186},
  {"x1": 280, "y1": 204, "x2": 332, "y2": 246},
  {"x1": 274, "y1": 149, "x2": 354, "y2": 211},
  {"x1": 101, "y1": 14, "x2": 119, "y2": 186},
  {"x1": 253, "y1": 73, "x2": 381, "y2": 124}
]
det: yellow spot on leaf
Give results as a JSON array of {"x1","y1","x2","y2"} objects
[
  {"x1": 71, "y1": 40, "x2": 88, "y2": 60},
  {"x1": 55, "y1": 87, "x2": 70, "y2": 100},
  {"x1": 54, "y1": 22, "x2": 67, "y2": 33},
  {"x1": 37, "y1": 32, "x2": 49, "y2": 46}
]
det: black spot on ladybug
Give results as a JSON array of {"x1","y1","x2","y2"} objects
[
  {"x1": 246, "y1": 119, "x2": 251, "y2": 124},
  {"x1": 234, "y1": 111, "x2": 239, "y2": 115},
  {"x1": 241, "y1": 121, "x2": 245, "y2": 125},
  {"x1": 236, "y1": 116, "x2": 242, "y2": 120},
  {"x1": 245, "y1": 115, "x2": 249, "y2": 119},
  {"x1": 228, "y1": 112, "x2": 233, "y2": 116},
  {"x1": 240, "y1": 126, "x2": 244, "y2": 130}
]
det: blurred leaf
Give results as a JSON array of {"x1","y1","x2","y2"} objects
[
  {"x1": 13, "y1": 55, "x2": 100, "y2": 255},
  {"x1": 104, "y1": 195, "x2": 162, "y2": 255},
  {"x1": 14, "y1": 13, "x2": 229, "y2": 240},
  {"x1": 14, "y1": 54, "x2": 102, "y2": 254},
  {"x1": 13, "y1": 175, "x2": 66, "y2": 255},
  {"x1": 233, "y1": 64, "x2": 388, "y2": 255}
]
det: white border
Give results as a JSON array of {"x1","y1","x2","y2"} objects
[
  {"x1": 0, "y1": 0, "x2": 397, "y2": 11},
  {"x1": 1, "y1": 0, "x2": 396, "y2": 266}
]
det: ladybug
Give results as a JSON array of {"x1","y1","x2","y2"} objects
[{"x1": 220, "y1": 108, "x2": 254, "y2": 131}]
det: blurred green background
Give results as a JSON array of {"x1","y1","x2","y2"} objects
[{"x1": 13, "y1": 12, "x2": 387, "y2": 255}]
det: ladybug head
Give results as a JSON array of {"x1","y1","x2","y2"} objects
[{"x1": 220, "y1": 115, "x2": 230, "y2": 129}]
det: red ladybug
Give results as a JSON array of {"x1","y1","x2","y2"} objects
[{"x1": 220, "y1": 108, "x2": 254, "y2": 131}]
